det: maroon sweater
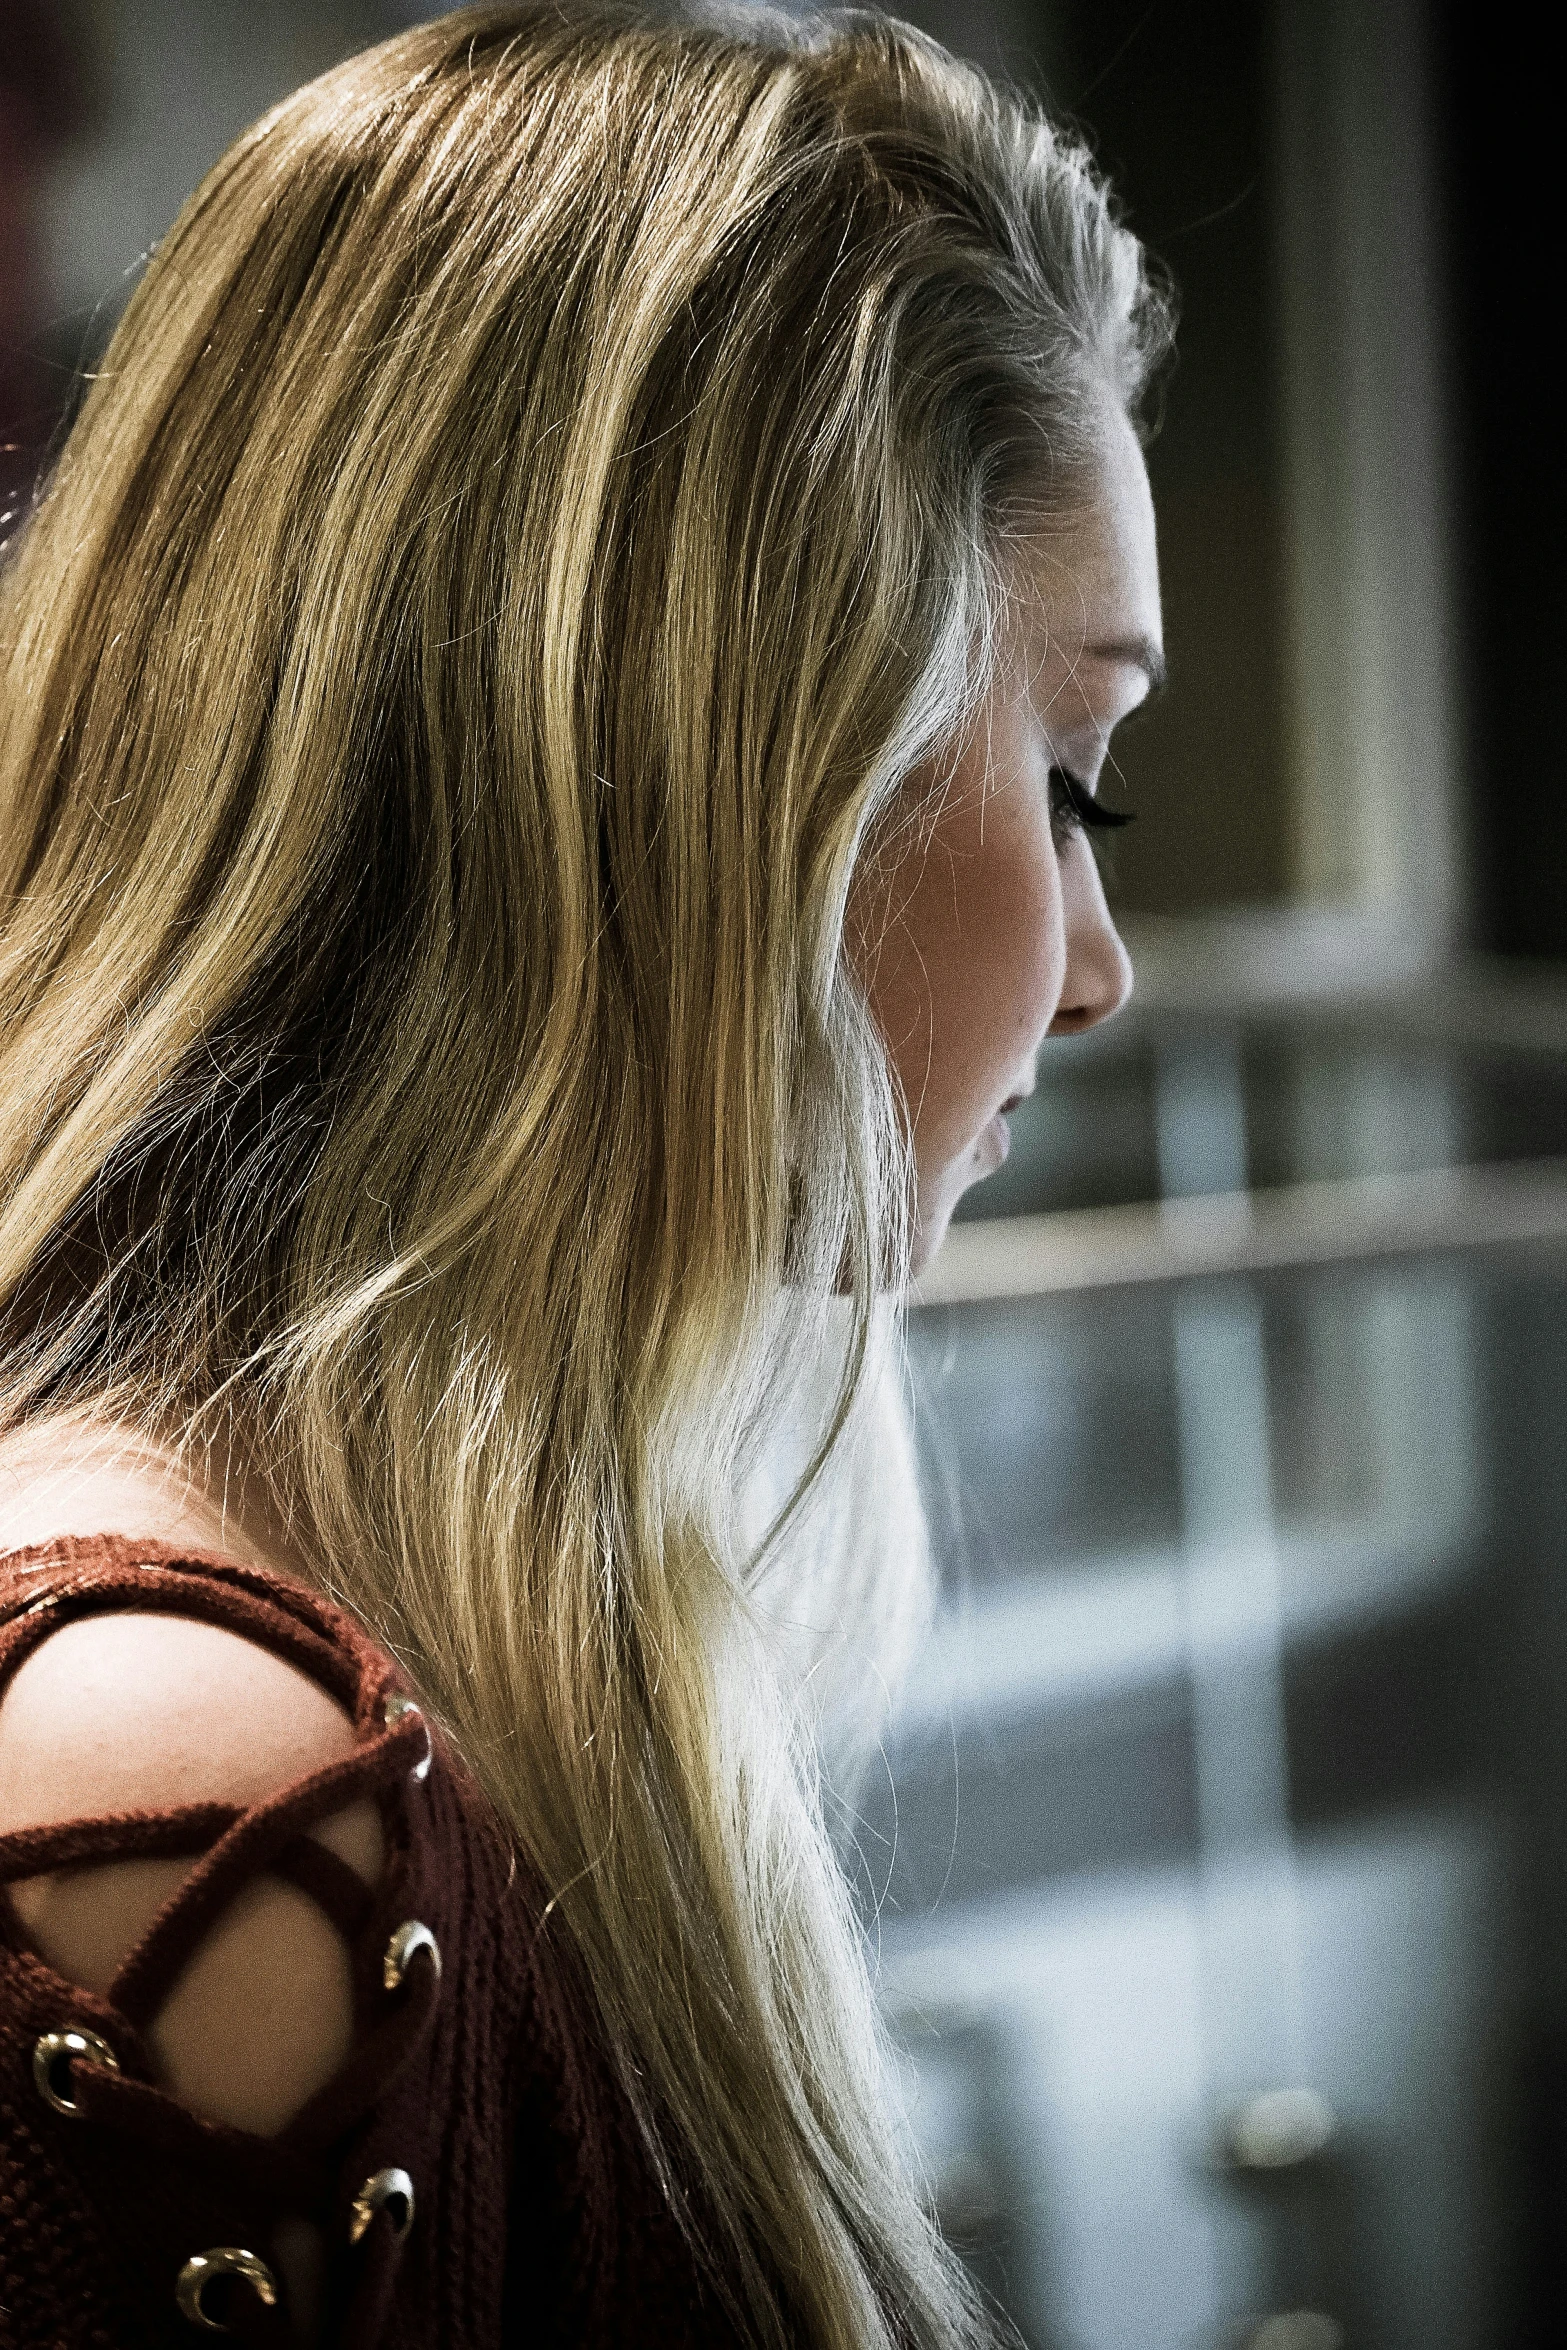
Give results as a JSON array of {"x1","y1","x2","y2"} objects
[{"x1": 0, "y1": 1537, "x2": 745, "y2": 2348}]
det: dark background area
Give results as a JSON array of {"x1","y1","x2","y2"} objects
[
  {"x1": 1434, "y1": 7, "x2": 1563, "y2": 959},
  {"x1": 1022, "y1": 0, "x2": 1295, "y2": 920},
  {"x1": 916, "y1": 0, "x2": 1563, "y2": 953}
]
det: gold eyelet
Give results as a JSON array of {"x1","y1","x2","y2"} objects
[
  {"x1": 383, "y1": 1692, "x2": 432, "y2": 1781},
  {"x1": 174, "y1": 2247, "x2": 279, "y2": 2331},
  {"x1": 383, "y1": 1918, "x2": 442, "y2": 1992},
  {"x1": 348, "y1": 2165, "x2": 415, "y2": 2246},
  {"x1": 32, "y1": 2028, "x2": 120, "y2": 2115}
]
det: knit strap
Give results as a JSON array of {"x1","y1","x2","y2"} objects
[
  {"x1": 107, "y1": 1716, "x2": 427, "y2": 2026},
  {"x1": 0, "y1": 1805, "x2": 382, "y2": 1955},
  {"x1": 0, "y1": 1545, "x2": 366, "y2": 1717},
  {"x1": 0, "y1": 1801, "x2": 238, "y2": 1881},
  {"x1": 269, "y1": 1833, "x2": 378, "y2": 1940}
]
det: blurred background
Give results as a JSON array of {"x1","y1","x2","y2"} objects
[{"x1": 2, "y1": 3, "x2": 1561, "y2": 2344}]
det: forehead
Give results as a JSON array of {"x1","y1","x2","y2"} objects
[{"x1": 1009, "y1": 405, "x2": 1162, "y2": 671}]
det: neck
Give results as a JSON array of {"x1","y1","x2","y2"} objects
[{"x1": 0, "y1": 1408, "x2": 318, "y2": 1583}]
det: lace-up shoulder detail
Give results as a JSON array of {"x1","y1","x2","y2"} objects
[
  {"x1": 0, "y1": 1537, "x2": 746, "y2": 2350},
  {"x1": 0, "y1": 1540, "x2": 450, "y2": 2348}
]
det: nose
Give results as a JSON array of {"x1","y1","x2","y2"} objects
[{"x1": 1049, "y1": 847, "x2": 1133, "y2": 1035}]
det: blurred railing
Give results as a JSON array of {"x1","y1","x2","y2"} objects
[{"x1": 919, "y1": 1157, "x2": 1567, "y2": 1303}]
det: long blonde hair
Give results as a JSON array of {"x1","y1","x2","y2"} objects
[{"x1": 0, "y1": 7, "x2": 1168, "y2": 2341}]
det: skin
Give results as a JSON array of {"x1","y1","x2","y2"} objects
[
  {"x1": 0, "y1": 400, "x2": 1161, "y2": 2230},
  {"x1": 848, "y1": 398, "x2": 1163, "y2": 1268}
]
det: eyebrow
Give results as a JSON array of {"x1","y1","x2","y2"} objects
[{"x1": 1084, "y1": 634, "x2": 1167, "y2": 694}]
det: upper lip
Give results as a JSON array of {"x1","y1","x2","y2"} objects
[{"x1": 999, "y1": 1089, "x2": 1033, "y2": 1114}]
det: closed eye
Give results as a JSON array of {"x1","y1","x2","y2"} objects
[{"x1": 1048, "y1": 766, "x2": 1135, "y2": 846}]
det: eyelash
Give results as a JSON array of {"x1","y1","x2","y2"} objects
[{"x1": 1048, "y1": 766, "x2": 1136, "y2": 846}]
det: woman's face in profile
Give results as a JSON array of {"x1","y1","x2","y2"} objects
[{"x1": 848, "y1": 400, "x2": 1162, "y2": 1270}]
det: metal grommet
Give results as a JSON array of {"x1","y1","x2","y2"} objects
[
  {"x1": 383, "y1": 1918, "x2": 442, "y2": 1993},
  {"x1": 174, "y1": 2247, "x2": 279, "y2": 2332},
  {"x1": 32, "y1": 2028, "x2": 120, "y2": 2116},
  {"x1": 348, "y1": 2165, "x2": 415, "y2": 2246},
  {"x1": 383, "y1": 1692, "x2": 431, "y2": 1781}
]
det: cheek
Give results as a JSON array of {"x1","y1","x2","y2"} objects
[
  {"x1": 853, "y1": 794, "x2": 1066, "y2": 1161},
  {"x1": 958, "y1": 818, "x2": 1066, "y2": 1057}
]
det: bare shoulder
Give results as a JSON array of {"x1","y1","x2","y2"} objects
[
  {"x1": 0, "y1": 1610, "x2": 385, "y2": 2138},
  {"x1": 0, "y1": 1608, "x2": 363, "y2": 1833}
]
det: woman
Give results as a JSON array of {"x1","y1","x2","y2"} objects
[{"x1": 0, "y1": 5, "x2": 1166, "y2": 2344}]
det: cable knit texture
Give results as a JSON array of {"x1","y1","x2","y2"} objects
[{"x1": 0, "y1": 1537, "x2": 744, "y2": 2349}]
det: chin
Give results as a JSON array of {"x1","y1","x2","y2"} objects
[
  {"x1": 909, "y1": 1127, "x2": 1008, "y2": 1277},
  {"x1": 907, "y1": 1220, "x2": 947, "y2": 1282},
  {"x1": 908, "y1": 1174, "x2": 974, "y2": 1278}
]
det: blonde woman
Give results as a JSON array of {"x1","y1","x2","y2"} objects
[{"x1": 0, "y1": 5, "x2": 1166, "y2": 2343}]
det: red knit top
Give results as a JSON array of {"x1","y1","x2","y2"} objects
[{"x1": 0, "y1": 1537, "x2": 745, "y2": 2349}]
